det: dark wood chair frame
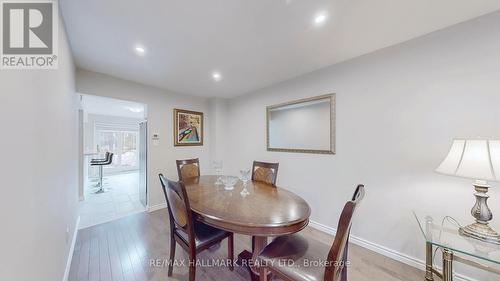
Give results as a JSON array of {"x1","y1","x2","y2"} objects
[
  {"x1": 251, "y1": 161, "x2": 279, "y2": 185},
  {"x1": 159, "y1": 174, "x2": 234, "y2": 281},
  {"x1": 250, "y1": 161, "x2": 280, "y2": 252},
  {"x1": 258, "y1": 184, "x2": 365, "y2": 281},
  {"x1": 176, "y1": 158, "x2": 201, "y2": 181}
]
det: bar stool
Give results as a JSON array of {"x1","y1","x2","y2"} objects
[{"x1": 90, "y1": 152, "x2": 113, "y2": 194}]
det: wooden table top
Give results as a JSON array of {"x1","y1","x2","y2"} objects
[{"x1": 183, "y1": 175, "x2": 311, "y2": 236}]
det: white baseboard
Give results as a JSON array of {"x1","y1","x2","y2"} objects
[
  {"x1": 63, "y1": 216, "x2": 80, "y2": 281},
  {"x1": 147, "y1": 202, "x2": 167, "y2": 213},
  {"x1": 308, "y1": 220, "x2": 477, "y2": 281}
]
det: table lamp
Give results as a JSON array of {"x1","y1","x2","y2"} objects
[{"x1": 436, "y1": 139, "x2": 500, "y2": 245}]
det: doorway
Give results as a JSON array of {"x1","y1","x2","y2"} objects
[{"x1": 79, "y1": 94, "x2": 148, "y2": 229}]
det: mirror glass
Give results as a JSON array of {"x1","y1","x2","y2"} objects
[{"x1": 267, "y1": 94, "x2": 335, "y2": 154}]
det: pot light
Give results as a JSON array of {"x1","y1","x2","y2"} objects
[
  {"x1": 313, "y1": 12, "x2": 328, "y2": 27},
  {"x1": 134, "y1": 45, "x2": 146, "y2": 56},
  {"x1": 212, "y1": 72, "x2": 222, "y2": 82}
]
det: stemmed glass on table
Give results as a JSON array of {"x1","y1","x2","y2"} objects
[
  {"x1": 239, "y1": 169, "x2": 251, "y2": 196},
  {"x1": 213, "y1": 160, "x2": 223, "y2": 185}
]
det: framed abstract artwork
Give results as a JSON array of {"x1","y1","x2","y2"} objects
[{"x1": 173, "y1": 109, "x2": 204, "y2": 146}]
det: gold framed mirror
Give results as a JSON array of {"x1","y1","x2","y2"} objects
[{"x1": 266, "y1": 94, "x2": 335, "y2": 154}]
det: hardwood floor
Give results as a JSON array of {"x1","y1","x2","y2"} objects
[{"x1": 69, "y1": 210, "x2": 424, "y2": 281}]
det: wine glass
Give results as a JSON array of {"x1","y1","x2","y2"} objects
[
  {"x1": 213, "y1": 160, "x2": 223, "y2": 185},
  {"x1": 239, "y1": 169, "x2": 251, "y2": 196}
]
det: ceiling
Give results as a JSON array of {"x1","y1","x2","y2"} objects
[
  {"x1": 61, "y1": 0, "x2": 500, "y2": 98},
  {"x1": 80, "y1": 94, "x2": 146, "y2": 119}
]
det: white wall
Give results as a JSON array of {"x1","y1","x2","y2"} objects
[
  {"x1": 0, "y1": 15, "x2": 79, "y2": 281},
  {"x1": 221, "y1": 12, "x2": 500, "y2": 280},
  {"x1": 208, "y1": 98, "x2": 229, "y2": 164},
  {"x1": 76, "y1": 69, "x2": 212, "y2": 207}
]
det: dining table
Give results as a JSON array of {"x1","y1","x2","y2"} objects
[{"x1": 183, "y1": 175, "x2": 311, "y2": 281}]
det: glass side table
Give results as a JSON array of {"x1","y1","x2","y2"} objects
[{"x1": 413, "y1": 212, "x2": 500, "y2": 281}]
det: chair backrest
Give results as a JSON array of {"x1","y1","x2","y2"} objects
[
  {"x1": 92, "y1": 152, "x2": 110, "y2": 161},
  {"x1": 176, "y1": 158, "x2": 200, "y2": 181},
  {"x1": 158, "y1": 174, "x2": 195, "y2": 245},
  {"x1": 103, "y1": 152, "x2": 111, "y2": 160},
  {"x1": 324, "y1": 184, "x2": 365, "y2": 281},
  {"x1": 91, "y1": 152, "x2": 113, "y2": 166},
  {"x1": 251, "y1": 161, "x2": 279, "y2": 185},
  {"x1": 105, "y1": 153, "x2": 114, "y2": 165}
]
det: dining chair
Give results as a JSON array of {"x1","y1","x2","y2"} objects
[
  {"x1": 158, "y1": 174, "x2": 234, "y2": 281},
  {"x1": 250, "y1": 161, "x2": 280, "y2": 251},
  {"x1": 252, "y1": 161, "x2": 279, "y2": 185},
  {"x1": 257, "y1": 184, "x2": 365, "y2": 281},
  {"x1": 176, "y1": 158, "x2": 200, "y2": 181}
]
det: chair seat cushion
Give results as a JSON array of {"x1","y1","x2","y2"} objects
[
  {"x1": 257, "y1": 234, "x2": 329, "y2": 281},
  {"x1": 176, "y1": 220, "x2": 230, "y2": 249}
]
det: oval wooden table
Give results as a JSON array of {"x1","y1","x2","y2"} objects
[{"x1": 183, "y1": 175, "x2": 311, "y2": 281}]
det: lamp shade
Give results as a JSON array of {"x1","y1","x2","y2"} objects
[{"x1": 436, "y1": 139, "x2": 500, "y2": 182}]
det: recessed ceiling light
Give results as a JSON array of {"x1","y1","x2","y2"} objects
[
  {"x1": 313, "y1": 12, "x2": 328, "y2": 26},
  {"x1": 135, "y1": 45, "x2": 146, "y2": 56},
  {"x1": 212, "y1": 72, "x2": 222, "y2": 82}
]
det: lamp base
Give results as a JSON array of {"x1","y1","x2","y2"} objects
[
  {"x1": 459, "y1": 181, "x2": 500, "y2": 245},
  {"x1": 459, "y1": 223, "x2": 500, "y2": 245}
]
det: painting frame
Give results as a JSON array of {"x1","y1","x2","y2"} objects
[
  {"x1": 173, "y1": 108, "x2": 204, "y2": 146},
  {"x1": 266, "y1": 94, "x2": 335, "y2": 154}
]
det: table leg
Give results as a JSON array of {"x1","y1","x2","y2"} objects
[
  {"x1": 442, "y1": 248, "x2": 454, "y2": 281},
  {"x1": 252, "y1": 236, "x2": 268, "y2": 267},
  {"x1": 236, "y1": 236, "x2": 268, "y2": 281},
  {"x1": 425, "y1": 242, "x2": 434, "y2": 281}
]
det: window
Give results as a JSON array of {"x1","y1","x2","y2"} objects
[{"x1": 95, "y1": 123, "x2": 139, "y2": 173}]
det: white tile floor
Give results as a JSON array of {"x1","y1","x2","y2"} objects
[{"x1": 79, "y1": 171, "x2": 146, "y2": 229}]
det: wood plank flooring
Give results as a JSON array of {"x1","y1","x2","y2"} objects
[{"x1": 69, "y1": 210, "x2": 424, "y2": 281}]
